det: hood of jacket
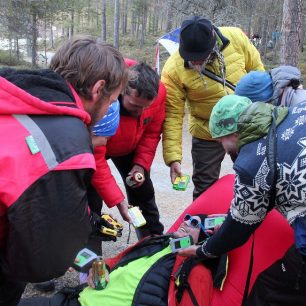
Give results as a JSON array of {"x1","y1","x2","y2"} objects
[
  {"x1": 270, "y1": 65, "x2": 301, "y2": 103},
  {"x1": 0, "y1": 68, "x2": 91, "y2": 124},
  {"x1": 237, "y1": 102, "x2": 288, "y2": 150}
]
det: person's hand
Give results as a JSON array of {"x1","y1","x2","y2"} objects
[
  {"x1": 170, "y1": 161, "x2": 182, "y2": 184},
  {"x1": 87, "y1": 268, "x2": 110, "y2": 288},
  {"x1": 128, "y1": 165, "x2": 145, "y2": 188},
  {"x1": 117, "y1": 200, "x2": 132, "y2": 223},
  {"x1": 87, "y1": 268, "x2": 95, "y2": 288},
  {"x1": 177, "y1": 245, "x2": 199, "y2": 257}
]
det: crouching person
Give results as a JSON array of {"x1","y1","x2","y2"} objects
[{"x1": 180, "y1": 95, "x2": 306, "y2": 306}]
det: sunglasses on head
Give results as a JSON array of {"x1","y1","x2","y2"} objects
[{"x1": 183, "y1": 214, "x2": 206, "y2": 233}]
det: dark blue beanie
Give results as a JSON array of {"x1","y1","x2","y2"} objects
[{"x1": 235, "y1": 71, "x2": 273, "y2": 102}]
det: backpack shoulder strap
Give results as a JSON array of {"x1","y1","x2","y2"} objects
[
  {"x1": 175, "y1": 258, "x2": 200, "y2": 306},
  {"x1": 242, "y1": 108, "x2": 278, "y2": 305},
  {"x1": 266, "y1": 107, "x2": 278, "y2": 211}
]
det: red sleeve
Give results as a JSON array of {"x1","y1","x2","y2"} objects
[
  {"x1": 133, "y1": 82, "x2": 166, "y2": 171},
  {"x1": 91, "y1": 146, "x2": 125, "y2": 208}
]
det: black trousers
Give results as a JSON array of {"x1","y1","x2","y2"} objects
[
  {"x1": 111, "y1": 152, "x2": 164, "y2": 238},
  {"x1": 87, "y1": 184, "x2": 103, "y2": 216},
  {"x1": 88, "y1": 151, "x2": 164, "y2": 239},
  {"x1": 191, "y1": 137, "x2": 225, "y2": 200},
  {"x1": 0, "y1": 264, "x2": 26, "y2": 306},
  {"x1": 246, "y1": 245, "x2": 306, "y2": 306}
]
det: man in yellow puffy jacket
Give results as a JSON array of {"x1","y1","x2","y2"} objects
[{"x1": 161, "y1": 16, "x2": 264, "y2": 200}]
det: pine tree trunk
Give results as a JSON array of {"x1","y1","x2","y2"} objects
[
  {"x1": 31, "y1": 9, "x2": 38, "y2": 68},
  {"x1": 50, "y1": 19, "x2": 54, "y2": 49},
  {"x1": 131, "y1": 10, "x2": 136, "y2": 36},
  {"x1": 101, "y1": 0, "x2": 106, "y2": 41},
  {"x1": 166, "y1": 0, "x2": 175, "y2": 32},
  {"x1": 70, "y1": 10, "x2": 74, "y2": 38},
  {"x1": 280, "y1": 0, "x2": 303, "y2": 66},
  {"x1": 121, "y1": 0, "x2": 128, "y2": 34},
  {"x1": 114, "y1": 0, "x2": 120, "y2": 49},
  {"x1": 260, "y1": 17, "x2": 269, "y2": 58},
  {"x1": 139, "y1": 8, "x2": 147, "y2": 48}
]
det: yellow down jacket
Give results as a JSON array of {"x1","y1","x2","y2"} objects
[{"x1": 161, "y1": 27, "x2": 264, "y2": 165}]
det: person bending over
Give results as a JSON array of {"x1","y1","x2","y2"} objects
[
  {"x1": 0, "y1": 36, "x2": 127, "y2": 306},
  {"x1": 91, "y1": 61, "x2": 166, "y2": 239}
]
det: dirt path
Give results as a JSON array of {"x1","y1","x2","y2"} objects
[{"x1": 22, "y1": 117, "x2": 234, "y2": 298}]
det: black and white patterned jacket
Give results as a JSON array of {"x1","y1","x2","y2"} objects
[{"x1": 204, "y1": 101, "x2": 306, "y2": 257}]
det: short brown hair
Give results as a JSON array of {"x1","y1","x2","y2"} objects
[{"x1": 50, "y1": 36, "x2": 127, "y2": 100}]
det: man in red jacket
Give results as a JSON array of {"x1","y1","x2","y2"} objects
[
  {"x1": 0, "y1": 37, "x2": 127, "y2": 306},
  {"x1": 91, "y1": 61, "x2": 166, "y2": 238}
]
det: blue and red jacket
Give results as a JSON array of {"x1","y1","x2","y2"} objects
[
  {"x1": 92, "y1": 60, "x2": 166, "y2": 207},
  {"x1": 0, "y1": 68, "x2": 95, "y2": 282}
]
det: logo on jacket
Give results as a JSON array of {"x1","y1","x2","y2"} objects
[{"x1": 26, "y1": 135, "x2": 40, "y2": 154}]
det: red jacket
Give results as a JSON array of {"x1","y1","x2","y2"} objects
[
  {"x1": 0, "y1": 69, "x2": 95, "y2": 282},
  {"x1": 92, "y1": 70, "x2": 166, "y2": 207}
]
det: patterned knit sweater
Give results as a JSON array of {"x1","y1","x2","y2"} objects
[{"x1": 204, "y1": 101, "x2": 306, "y2": 256}]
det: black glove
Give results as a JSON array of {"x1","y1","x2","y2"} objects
[{"x1": 89, "y1": 212, "x2": 117, "y2": 242}]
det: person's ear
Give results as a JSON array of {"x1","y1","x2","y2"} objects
[{"x1": 91, "y1": 80, "x2": 106, "y2": 103}]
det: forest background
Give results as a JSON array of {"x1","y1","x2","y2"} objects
[{"x1": 0, "y1": 0, "x2": 305, "y2": 72}]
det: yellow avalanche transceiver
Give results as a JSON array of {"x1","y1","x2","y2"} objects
[
  {"x1": 101, "y1": 214, "x2": 123, "y2": 232},
  {"x1": 173, "y1": 175, "x2": 190, "y2": 191},
  {"x1": 128, "y1": 207, "x2": 147, "y2": 228},
  {"x1": 100, "y1": 226, "x2": 118, "y2": 237}
]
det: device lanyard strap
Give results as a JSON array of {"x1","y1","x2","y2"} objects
[{"x1": 201, "y1": 68, "x2": 236, "y2": 91}]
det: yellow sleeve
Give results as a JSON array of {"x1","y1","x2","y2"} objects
[
  {"x1": 238, "y1": 29, "x2": 265, "y2": 72},
  {"x1": 161, "y1": 59, "x2": 186, "y2": 166}
]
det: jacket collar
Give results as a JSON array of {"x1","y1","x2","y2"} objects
[
  {"x1": 213, "y1": 26, "x2": 230, "y2": 51},
  {"x1": 183, "y1": 27, "x2": 230, "y2": 69}
]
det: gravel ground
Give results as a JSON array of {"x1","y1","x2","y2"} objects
[{"x1": 21, "y1": 117, "x2": 234, "y2": 300}]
